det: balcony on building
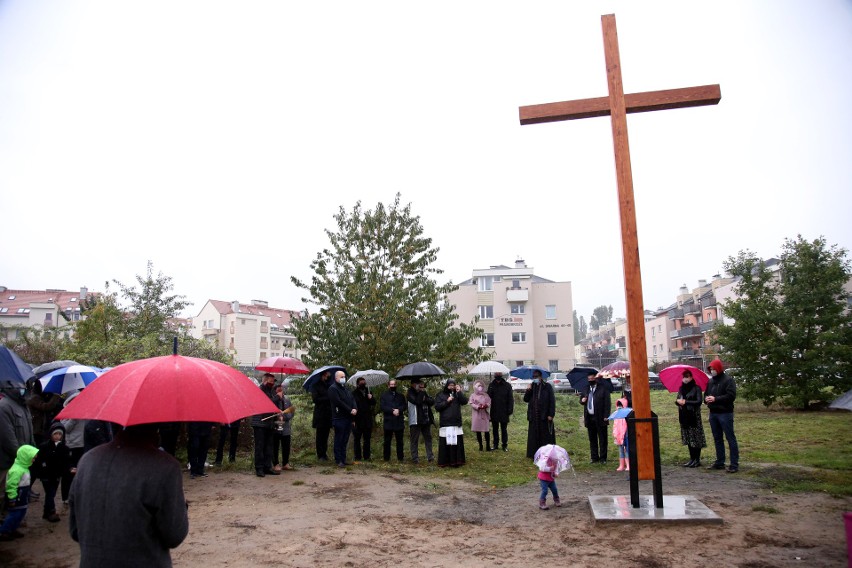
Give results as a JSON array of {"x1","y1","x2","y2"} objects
[
  {"x1": 670, "y1": 348, "x2": 702, "y2": 359},
  {"x1": 699, "y1": 320, "x2": 717, "y2": 333},
  {"x1": 701, "y1": 297, "x2": 717, "y2": 309},
  {"x1": 201, "y1": 327, "x2": 219, "y2": 337},
  {"x1": 668, "y1": 308, "x2": 684, "y2": 320},
  {"x1": 506, "y1": 287, "x2": 529, "y2": 302},
  {"x1": 670, "y1": 326, "x2": 702, "y2": 339},
  {"x1": 682, "y1": 301, "x2": 701, "y2": 315}
]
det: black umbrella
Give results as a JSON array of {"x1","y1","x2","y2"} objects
[
  {"x1": 395, "y1": 361, "x2": 446, "y2": 380},
  {"x1": 565, "y1": 366, "x2": 613, "y2": 393},
  {"x1": 32, "y1": 360, "x2": 81, "y2": 379}
]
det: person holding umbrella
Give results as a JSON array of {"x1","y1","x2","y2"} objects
[
  {"x1": 406, "y1": 378, "x2": 435, "y2": 464},
  {"x1": 352, "y1": 376, "x2": 376, "y2": 462},
  {"x1": 328, "y1": 370, "x2": 357, "y2": 468},
  {"x1": 580, "y1": 372, "x2": 611, "y2": 464},
  {"x1": 675, "y1": 369, "x2": 706, "y2": 468},
  {"x1": 434, "y1": 378, "x2": 468, "y2": 467},
  {"x1": 524, "y1": 370, "x2": 555, "y2": 458}
]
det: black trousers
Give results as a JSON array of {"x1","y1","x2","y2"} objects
[
  {"x1": 491, "y1": 421, "x2": 509, "y2": 449},
  {"x1": 215, "y1": 420, "x2": 240, "y2": 464},
  {"x1": 273, "y1": 434, "x2": 291, "y2": 466},
  {"x1": 383, "y1": 429, "x2": 404, "y2": 461},
  {"x1": 587, "y1": 420, "x2": 608, "y2": 462},
  {"x1": 253, "y1": 426, "x2": 274, "y2": 472},
  {"x1": 315, "y1": 424, "x2": 331, "y2": 459},
  {"x1": 353, "y1": 426, "x2": 372, "y2": 460},
  {"x1": 188, "y1": 433, "x2": 211, "y2": 475}
]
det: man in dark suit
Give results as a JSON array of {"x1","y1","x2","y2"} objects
[{"x1": 581, "y1": 372, "x2": 612, "y2": 464}]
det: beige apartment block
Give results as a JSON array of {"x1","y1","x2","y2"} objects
[
  {"x1": 191, "y1": 299, "x2": 304, "y2": 367},
  {"x1": 0, "y1": 286, "x2": 89, "y2": 341},
  {"x1": 448, "y1": 260, "x2": 576, "y2": 373}
]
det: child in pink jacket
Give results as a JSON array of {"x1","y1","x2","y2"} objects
[{"x1": 612, "y1": 398, "x2": 629, "y2": 471}]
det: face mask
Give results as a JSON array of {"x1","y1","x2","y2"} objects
[
  {"x1": 475, "y1": 385, "x2": 483, "y2": 392},
  {"x1": 19, "y1": 388, "x2": 26, "y2": 397},
  {"x1": 336, "y1": 378, "x2": 346, "y2": 384},
  {"x1": 388, "y1": 386, "x2": 396, "y2": 391},
  {"x1": 358, "y1": 384, "x2": 366, "y2": 390},
  {"x1": 683, "y1": 377, "x2": 692, "y2": 383},
  {"x1": 710, "y1": 370, "x2": 718, "y2": 377}
]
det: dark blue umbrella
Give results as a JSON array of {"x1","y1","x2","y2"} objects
[
  {"x1": 0, "y1": 345, "x2": 35, "y2": 387},
  {"x1": 302, "y1": 365, "x2": 346, "y2": 392},
  {"x1": 509, "y1": 365, "x2": 551, "y2": 380},
  {"x1": 565, "y1": 367, "x2": 599, "y2": 391}
]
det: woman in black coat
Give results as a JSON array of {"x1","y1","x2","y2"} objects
[
  {"x1": 675, "y1": 370, "x2": 706, "y2": 468},
  {"x1": 433, "y1": 379, "x2": 468, "y2": 467}
]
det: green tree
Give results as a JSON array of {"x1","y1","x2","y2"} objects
[
  {"x1": 592, "y1": 304, "x2": 614, "y2": 328},
  {"x1": 714, "y1": 236, "x2": 852, "y2": 409},
  {"x1": 2, "y1": 325, "x2": 71, "y2": 367},
  {"x1": 114, "y1": 261, "x2": 191, "y2": 339},
  {"x1": 573, "y1": 310, "x2": 581, "y2": 343},
  {"x1": 579, "y1": 315, "x2": 588, "y2": 339},
  {"x1": 589, "y1": 315, "x2": 599, "y2": 331},
  {"x1": 290, "y1": 194, "x2": 485, "y2": 374}
]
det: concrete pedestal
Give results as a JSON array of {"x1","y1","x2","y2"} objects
[{"x1": 589, "y1": 495, "x2": 722, "y2": 524}]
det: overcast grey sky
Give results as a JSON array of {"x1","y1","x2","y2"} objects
[{"x1": 2, "y1": 1, "x2": 851, "y2": 322}]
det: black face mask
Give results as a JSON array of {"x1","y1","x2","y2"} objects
[
  {"x1": 388, "y1": 386, "x2": 396, "y2": 391},
  {"x1": 358, "y1": 384, "x2": 367, "y2": 390}
]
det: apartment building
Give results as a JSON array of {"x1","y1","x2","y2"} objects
[
  {"x1": 0, "y1": 286, "x2": 90, "y2": 341},
  {"x1": 191, "y1": 299, "x2": 304, "y2": 367},
  {"x1": 448, "y1": 260, "x2": 576, "y2": 372}
]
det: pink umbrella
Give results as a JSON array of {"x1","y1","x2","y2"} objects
[
  {"x1": 601, "y1": 361, "x2": 630, "y2": 373},
  {"x1": 659, "y1": 364, "x2": 710, "y2": 392}
]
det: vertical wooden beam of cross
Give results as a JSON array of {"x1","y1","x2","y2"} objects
[{"x1": 520, "y1": 14, "x2": 720, "y2": 480}]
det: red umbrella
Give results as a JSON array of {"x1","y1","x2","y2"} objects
[
  {"x1": 659, "y1": 364, "x2": 710, "y2": 392},
  {"x1": 55, "y1": 355, "x2": 280, "y2": 426},
  {"x1": 255, "y1": 356, "x2": 310, "y2": 376}
]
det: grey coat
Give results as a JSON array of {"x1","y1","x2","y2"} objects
[
  {"x1": 70, "y1": 431, "x2": 189, "y2": 567},
  {"x1": 0, "y1": 392, "x2": 34, "y2": 471}
]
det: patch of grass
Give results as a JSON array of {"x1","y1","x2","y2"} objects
[
  {"x1": 752, "y1": 504, "x2": 780, "y2": 514},
  {"x1": 219, "y1": 389, "x2": 852, "y2": 495},
  {"x1": 292, "y1": 480, "x2": 304, "y2": 486}
]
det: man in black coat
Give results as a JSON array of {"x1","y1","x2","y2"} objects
[
  {"x1": 406, "y1": 379, "x2": 435, "y2": 463},
  {"x1": 581, "y1": 372, "x2": 612, "y2": 464},
  {"x1": 486, "y1": 372, "x2": 514, "y2": 452},
  {"x1": 380, "y1": 379, "x2": 406, "y2": 462},
  {"x1": 327, "y1": 370, "x2": 357, "y2": 468},
  {"x1": 251, "y1": 373, "x2": 280, "y2": 477},
  {"x1": 523, "y1": 370, "x2": 556, "y2": 458},
  {"x1": 352, "y1": 377, "x2": 376, "y2": 461},
  {"x1": 311, "y1": 371, "x2": 333, "y2": 462}
]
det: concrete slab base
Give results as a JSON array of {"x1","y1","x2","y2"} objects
[{"x1": 589, "y1": 495, "x2": 723, "y2": 524}]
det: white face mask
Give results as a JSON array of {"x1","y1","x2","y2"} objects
[
  {"x1": 336, "y1": 377, "x2": 346, "y2": 384},
  {"x1": 475, "y1": 385, "x2": 483, "y2": 392},
  {"x1": 683, "y1": 377, "x2": 692, "y2": 383},
  {"x1": 710, "y1": 370, "x2": 718, "y2": 377},
  {"x1": 19, "y1": 388, "x2": 27, "y2": 397}
]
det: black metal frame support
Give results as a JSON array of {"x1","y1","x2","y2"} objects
[{"x1": 626, "y1": 411, "x2": 664, "y2": 509}]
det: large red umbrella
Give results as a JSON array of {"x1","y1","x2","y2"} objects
[
  {"x1": 255, "y1": 356, "x2": 310, "y2": 376},
  {"x1": 659, "y1": 364, "x2": 710, "y2": 392},
  {"x1": 55, "y1": 355, "x2": 279, "y2": 426}
]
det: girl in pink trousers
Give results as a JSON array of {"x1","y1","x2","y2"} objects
[{"x1": 612, "y1": 398, "x2": 629, "y2": 471}]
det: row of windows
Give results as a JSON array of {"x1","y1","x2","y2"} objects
[
  {"x1": 481, "y1": 332, "x2": 559, "y2": 347},
  {"x1": 478, "y1": 304, "x2": 557, "y2": 319}
]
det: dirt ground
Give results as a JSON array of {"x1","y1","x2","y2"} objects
[{"x1": 4, "y1": 462, "x2": 850, "y2": 568}]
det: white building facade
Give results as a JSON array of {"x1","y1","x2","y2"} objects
[{"x1": 448, "y1": 260, "x2": 576, "y2": 372}]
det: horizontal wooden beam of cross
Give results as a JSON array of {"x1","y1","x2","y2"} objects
[{"x1": 519, "y1": 84, "x2": 721, "y2": 125}]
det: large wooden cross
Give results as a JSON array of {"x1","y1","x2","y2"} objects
[{"x1": 520, "y1": 14, "x2": 720, "y2": 481}]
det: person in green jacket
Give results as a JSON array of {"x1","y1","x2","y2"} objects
[{"x1": 0, "y1": 444, "x2": 38, "y2": 540}]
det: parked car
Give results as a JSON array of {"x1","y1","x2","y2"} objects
[
  {"x1": 509, "y1": 376, "x2": 533, "y2": 392},
  {"x1": 547, "y1": 372, "x2": 574, "y2": 393}
]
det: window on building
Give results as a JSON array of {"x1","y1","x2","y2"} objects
[
  {"x1": 45, "y1": 313, "x2": 52, "y2": 322},
  {"x1": 478, "y1": 276, "x2": 494, "y2": 292},
  {"x1": 478, "y1": 305, "x2": 494, "y2": 319},
  {"x1": 651, "y1": 327, "x2": 655, "y2": 338},
  {"x1": 547, "y1": 332, "x2": 557, "y2": 346},
  {"x1": 512, "y1": 279, "x2": 520, "y2": 289},
  {"x1": 658, "y1": 324, "x2": 662, "y2": 332},
  {"x1": 545, "y1": 305, "x2": 556, "y2": 319},
  {"x1": 0, "y1": 308, "x2": 7, "y2": 313},
  {"x1": 516, "y1": 360, "x2": 524, "y2": 367},
  {"x1": 511, "y1": 332, "x2": 526, "y2": 343},
  {"x1": 480, "y1": 333, "x2": 494, "y2": 347},
  {"x1": 549, "y1": 360, "x2": 559, "y2": 372},
  {"x1": 510, "y1": 304, "x2": 525, "y2": 314},
  {"x1": 653, "y1": 345, "x2": 657, "y2": 355}
]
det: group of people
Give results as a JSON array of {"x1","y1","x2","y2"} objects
[
  {"x1": 301, "y1": 370, "x2": 516, "y2": 469},
  {"x1": 580, "y1": 360, "x2": 739, "y2": 474}
]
